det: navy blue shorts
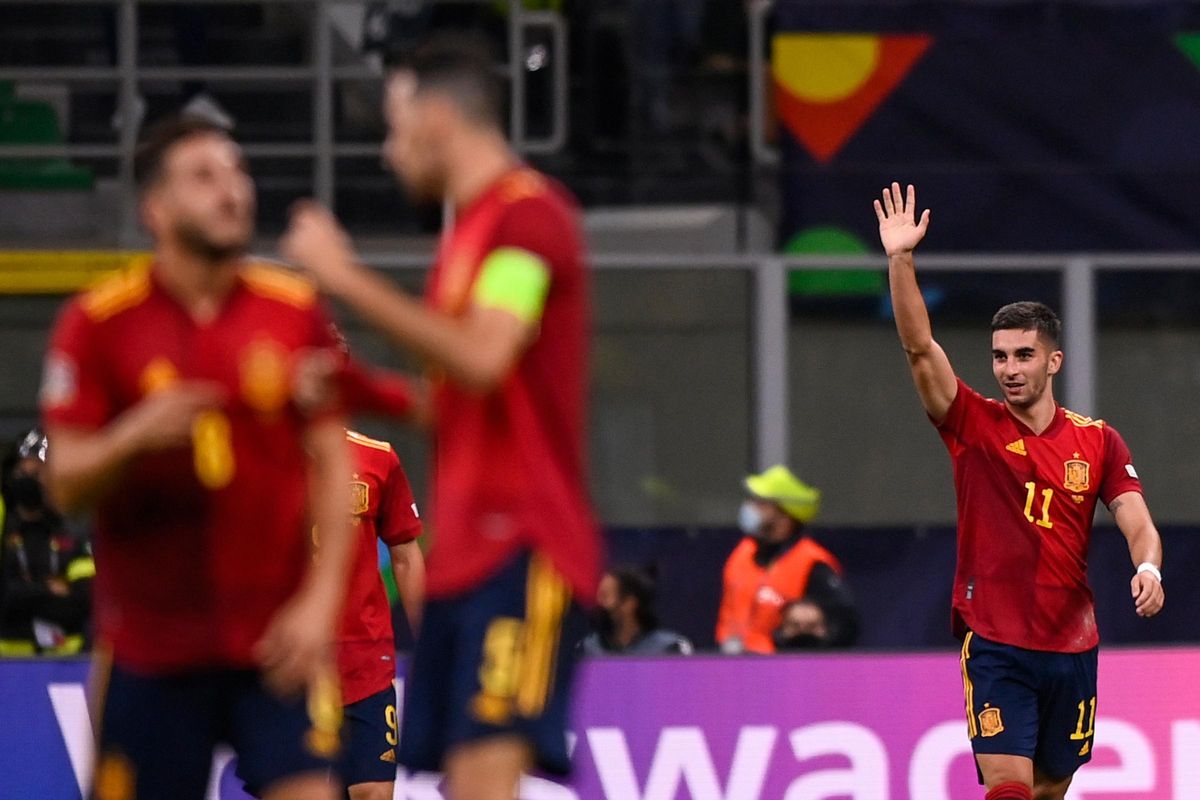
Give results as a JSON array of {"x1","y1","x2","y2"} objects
[
  {"x1": 340, "y1": 683, "x2": 400, "y2": 787},
  {"x1": 398, "y1": 551, "x2": 585, "y2": 776},
  {"x1": 93, "y1": 661, "x2": 340, "y2": 800},
  {"x1": 961, "y1": 631, "x2": 1099, "y2": 782}
]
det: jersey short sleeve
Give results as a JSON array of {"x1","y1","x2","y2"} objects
[
  {"x1": 935, "y1": 378, "x2": 989, "y2": 450},
  {"x1": 40, "y1": 300, "x2": 111, "y2": 429},
  {"x1": 1099, "y1": 424, "x2": 1142, "y2": 506},
  {"x1": 469, "y1": 196, "x2": 563, "y2": 325},
  {"x1": 377, "y1": 450, "x2": 422, "y2": 547}
]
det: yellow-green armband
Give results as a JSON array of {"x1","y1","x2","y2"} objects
[{"x1": 471, "y1": 247, "x2": 551, "y2": 324}]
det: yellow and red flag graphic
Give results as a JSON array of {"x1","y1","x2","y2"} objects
[{"x1": 773, "y1": 34, "x2": 932, "y2": 163}]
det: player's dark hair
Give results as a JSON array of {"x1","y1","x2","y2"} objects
[
  {"x1": 386, "y1": 34, "x2": 503, "y2": 129},
  {"x1": 134, "y1": 114, "x2": 232, "y2": 194},
  {"x1": 609, "y1": 565, "x2": 660, "y2": 634},
  {"x1": 991, "y1": 301, "x2": 1061, "y2": 348}
]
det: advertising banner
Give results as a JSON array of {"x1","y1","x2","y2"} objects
[{"x1": 2, "y1": 649, "x2": 1196, "y2": 799}]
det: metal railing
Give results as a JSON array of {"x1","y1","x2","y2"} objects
[
  {"x1": 748, "y1": 0, "x2": 779, "y2": 167},
  {"x1": 349, "y1": 251, "x2": 1200, "y2": 471},
  {"x1": 0, "y1": 0, "x2": 569, "y2": 241}
]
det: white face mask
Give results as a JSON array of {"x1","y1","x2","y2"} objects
[{"x1": 737, "y1": 501, "x2": 766, "y2": 537}]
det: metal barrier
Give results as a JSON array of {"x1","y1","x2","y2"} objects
[
  {"x1": 0, "y1": 0, "x2": 569, "y2": 241},
  {"x1": 748, "y1": 0, "x2": 778, "y2": 167},
  {"x1": 0, "y1": 249, "x2": 1197, "y2": 523},
  {"x1": 352, "y1": 251, "x2": 1200, "y2": 472}
]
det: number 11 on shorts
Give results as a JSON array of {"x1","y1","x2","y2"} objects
[{"x1": 1071, "y1": 696, "x2": 1097, "y2": 755}]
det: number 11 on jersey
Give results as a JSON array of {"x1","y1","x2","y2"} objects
[{"x1": 1023, "y1": 482, "x2": 1054, "y2": 529}]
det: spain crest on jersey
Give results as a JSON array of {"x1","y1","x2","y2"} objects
[
  {"x1": 239, "y1": 338, "x2": 289, "y2": 413},
  {"x1": 1064, "y1": 456, "x2": 1091, "y2": 493},
  {"x1": 350, "y1": 480, "x2": 370, "y2": 515}
]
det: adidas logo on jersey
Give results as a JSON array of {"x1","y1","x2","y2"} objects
[{"x1": 1005, "y1": 439, "x2": 1027, "y2": 456}]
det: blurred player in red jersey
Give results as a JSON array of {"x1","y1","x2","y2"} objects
[
  {"x1": 40, "y1": 115, "x2": 354, "y2": 800},
  {"x1": 281, "y1": 36, "x2": 601, "y2": 800},
  {"x1": 876, "y1": 183, "x2": 1164, "y2": 800},
  {"x1": 336, "y1": 429, "x2": 423, "y2": 800}
]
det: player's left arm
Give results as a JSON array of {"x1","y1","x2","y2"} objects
[
  {"x1": 1101, "y1": 425, "x2": 1164, "y2": 618},
  {"x1": 378, "y1": 452, "x2": 425, "y2": 631},
  {"x1": 1109, "y1": 491, "x2": 1165, "y2": 618},
  {"x1": 389, "y1": 540, "x2": 425, "y2": 633},
  {"x1": 256, "y1": 416, "x2": 353, "y2": 696},
  {"x1": 281, "y1": 202, "x2": 546, "y2": 393}
]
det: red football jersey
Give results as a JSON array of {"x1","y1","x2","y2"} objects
[
  {"x1": 41, "y1": 261, "x2": 341, "y2": 674},
  {"x1": 336, "y1": 431, "x2": 421, "y2": 705},
  {"x1": 423, "y1": 167, "x2": 601, "y2": 602},
  {"x1": 937, "y1": 378, "x2": 1142, "y2": 652}
]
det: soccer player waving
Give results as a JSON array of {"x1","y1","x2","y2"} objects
[
  {"x1": 282, "y1": 37, "x2": 600, "y2": 800},
  {"x1": 875, "y1": 183, "x2": 1164, "y2": 800}
]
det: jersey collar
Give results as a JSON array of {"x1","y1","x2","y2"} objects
[{"x1": 1005, "y1": 402, "x2": 1065, "y2": 438}]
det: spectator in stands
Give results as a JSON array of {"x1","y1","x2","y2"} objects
[
  {"x1": 0, "y1": 429, "x2": 93, "y2": 656},
  {"x1": 582, "y1": 565, "x2": 692, "y2": 655},
  {"x1": 773, "y1": 595, "x2": 858, "y2": 650},
  {"x1": 716, "y1": 465, "x2": 858, "y2": 654},
  {"x1": 630, "y1": 0, "x2": 705, "y2": 134}
]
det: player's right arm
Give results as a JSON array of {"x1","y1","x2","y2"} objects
[
  {"x1": 282, "y1": 200, "x2": 553, "y2": 394},
  {"x1": 40, "y1": 303, "x2": 224, "y2": 513},
  {"x1": 875, "y1": 182, "x2": 958, "y2": 423},
  {"x1": 47, "y1": 388, "x2": 227, "y2": 514}
]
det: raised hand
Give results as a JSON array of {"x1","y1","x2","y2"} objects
[
  {"x1": 874, "y1": 182, "x2": 931, "y2": 257},
  {"x1": 255, "y1": 587, "x2": 337, "y2": 697},
  {"x1": 126, "y1": 382, "x2": 226, "y2": 452},
  {"x1": 280, "y1": 200, "x2": 360, "y2": 297}
]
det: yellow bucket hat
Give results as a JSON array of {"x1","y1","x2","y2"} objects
[{"x1": 744, "y1": 465, "x2": 821, "y2": 523}]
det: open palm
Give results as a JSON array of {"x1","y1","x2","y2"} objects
[{"x1": 875, "y1": 182, "x2": 930, "y2": 256}]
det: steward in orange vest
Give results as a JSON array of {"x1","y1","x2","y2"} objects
[{"x1": 716, "y1": 466, "x2": 858, "y2": 654}]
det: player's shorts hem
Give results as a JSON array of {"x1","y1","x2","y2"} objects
[
  {"x1": 399, "y1": 729, "x2": 572, "y2": 777},
  {"x1": 341, "y1": 683, "x2": 400, "y2": 787},
  {"x1": 398, "y1": 551, "x2": 582, "y2": 778}
]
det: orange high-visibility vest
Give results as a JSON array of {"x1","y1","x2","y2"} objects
[{"x1": 716, "y1": 536, "x2": 842, "y2": 654}]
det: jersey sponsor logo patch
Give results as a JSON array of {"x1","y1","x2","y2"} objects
[
  {"x1": 1064, "y1": 454, "x2": 1091, "y2": 493},
  {"x1": 1005, "y1": 438, "x2": 1027, "y2": 456},
  {"x1": 350, "y1": 479, "x2": 370, "y2": 515},
  {"x1": 239, "y1": 338, "x2": 290, "y2": 414},
  {"x1": 40, "y1": 351, "x2": 78, "y2": 408},
  {"x1": 379, "y1": 748, "x2": 397, "y2": 763},
  {"x1": 978, "y1": 705, "x2": 1005, "y2": 738},
  {"x1": 1126, "y1": 464, "x2": 1139, "y2": 479}
]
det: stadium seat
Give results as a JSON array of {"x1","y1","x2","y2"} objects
[{"x1": 0, "y1": 95, "x2": 94, "y2": 191}]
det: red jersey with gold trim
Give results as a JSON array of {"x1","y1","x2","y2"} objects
[
  {"x1": 337, "y1": 431, "x2": 421, "y2": 705},
  {"x1": 423, "y1": 167, "x2": 601, "y2": 602},
  {"x1": 936, "y1": 378, "x2": 1142, "y2": 652},
  {"x1": 41, "y1": 261, "x2": 341, "y2": 674}
]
